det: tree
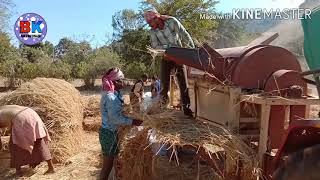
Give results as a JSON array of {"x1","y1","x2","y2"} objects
[
  {"x1": 0, "y1": 54, "x2": 25, "y2": 88},
  {"x1": 76, "y1": 47, "x2": 122, "y2": 88},
  {"x1": 0, "y1": 31, "x2": 13, "y2": 62},
  {"x1": 41, "y1": 41, "x2": 55, "y2": 58},
  {"x1": 111, "y1": 9, "x2": 153, "y2": 71},
  {"x1": 113, "y1": 28, "x2": 151, "y2": 64},
  {"x1": 0, "y1": 0, "x2": 14, "y2": 30},
  {"x1": 111, "y1": 1, "x2": 220, "y2": 76},
  {"x1": 112, "y1": 9, "x2": 145, "y2": 39},
  {"x1": 48, "y1": 61, "x2": 72, "y2": 80},
  {"x1": 20, "y1": 45, "x2": 46, "y2": 63},
  {"x1": 141, "y1": 0, "x2": 218, "y2": 42},
  {"x1": 55, "y1": 38, "x2": 93, "y2": 77},
  {"x1": 54, "y1": 38, "x2": 77, "y2": 58},
  {"x1": 124, "y1": 62, "x2": 148, "y2": 79},
  {"x1": 20, "y1": 62, "x2": 41, "y2": 80},
  {"x1": 0, "y1": 31, "x2": 25, "y2": 88}
]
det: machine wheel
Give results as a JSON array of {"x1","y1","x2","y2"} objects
[{"x1": 273, "y1": 144, "x2": 320, "y2": 180}]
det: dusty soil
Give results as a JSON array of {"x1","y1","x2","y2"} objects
[{"x1": 0, "y1": 132, "x2": 102, "y2": 180}]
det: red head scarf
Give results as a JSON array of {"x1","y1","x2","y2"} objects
[
  {"x1": 102, "y1": 67, "x2": 124, "y2": 93},
  {"x1": 144, "y1": 9, "x2": 173, "y2": 29}
]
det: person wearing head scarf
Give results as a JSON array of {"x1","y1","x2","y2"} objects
[
  {"x1": 99, "y1": 67, "x2": 142, "y2": 180},
  {"x1": 144, "y1": 8, "x2": 194, "y2": 117},
  {"x1": 0, "y1": 105, "x2": 54, "y2": 176}
]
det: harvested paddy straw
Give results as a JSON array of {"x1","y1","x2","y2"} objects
[
  {"x1": 0, "y1": 78, "x2": 84, "y2": 163},
  {"x1": 82, "y1": 95, "x2": 101, "y2": 131},
  {"x1": 116, "y1": 127, "x2": 154, "y2": 180},
  {"x1": 117, "y1": 110, "x2": 259, "y2": 180},
  {"x1": 82, "y1": 95, "x2": 101, "y2": 117}
]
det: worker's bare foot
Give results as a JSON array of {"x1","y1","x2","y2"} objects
[{"x1": 44, "y1": 168, "x2": 55, "y2": 175}]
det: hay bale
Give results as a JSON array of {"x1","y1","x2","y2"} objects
[
  {"x1": 116, "y1": 128, "x2": 153, "y2": 180},
  {"x1": 82, "y1": 95, "x2": 101, "y2": 118},
  {"x1": 152, "y1": 156, "x2": 221, "y2": 180},
  {"x1": 83, "y1": 116, "x2": 101, "y2": 131},
  {"x1": 0, "y1": 136, "x2": 9, "y2": 151},
  {"x1": 81, "y1": 95, "x2": 102, "y2": 132},
  {"x1": 117, "y1": 110, "x2": 259, "y2": 179},
  {"x1": 0, "y1": 78, "x2": 84, "y2": 162},
  {"x1": 116, "y1": 127, "x2": 221, "y2": 180}
]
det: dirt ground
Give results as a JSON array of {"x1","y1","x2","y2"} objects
[{"x1": 0, "y1": 132, "x2": 102, "y2": 180}]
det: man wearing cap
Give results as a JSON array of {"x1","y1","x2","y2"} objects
[{"x1": 144, "y1": 9, "x2": 194, "y2": 117}]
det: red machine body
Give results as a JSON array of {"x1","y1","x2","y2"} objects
[{"x1": 164, "y1": 44, "x2": 305, "y2": 93}]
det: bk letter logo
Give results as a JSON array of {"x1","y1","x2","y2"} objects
[{"x1": 20, "y1": 21, "x2": 43, "y2": 33}]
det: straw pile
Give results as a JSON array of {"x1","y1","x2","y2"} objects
[
  {"x1": 117, "y1": 110, "x2": 259, "y2": 180},
  {"x1": 0, "y1": 78, "x2": 84, "y2": 162},
  {"x1": 82, "y1": 95, "x2": 101, "y2": 117},
  {"x1": 82, "y1": 95, "x2": 101, "y2": 131},
  {"x1": 116, "y1": 127, "x2": 222, "y2": 180},
  {"x1": 115, "y1": 127, "x2": 154, "y2": 180}
]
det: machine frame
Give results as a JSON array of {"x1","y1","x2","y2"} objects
[{"x1": 177, "y1": 74, "x2": 320, "y2": 179}]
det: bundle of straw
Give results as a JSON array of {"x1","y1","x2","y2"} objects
[
  {"x1": 116, "y1": 127, "x2": 153, "y2": 180},
  {"x1": 82, "y1": 95, "x2": 102, "y2": 131},
  {"x1": 118, "y1": 110, "x2": 259, "y2": 179},
  {"x1": 116, "y1": 126, "x2": 222, "y2": 180},
  {"x1": 0, "y1": 78, "x2": 84, "y2": 162},
  {"x1": 82, "y1": 95, "x2": 101, "y2": 117}
]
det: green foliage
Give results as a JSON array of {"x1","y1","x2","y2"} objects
[
  {"x1": 114, "y1": 28, "x2": 151, "y2": 65},
  {"x1": 0, "y1": 31, "x2": 16, "y2": 64},
  {"x1": 54, "y1": 38, "x2": 93, "y2": 77},
  {"x1": 21, "y1": 62, "x2": 40, "y2": 79},
  {"x1": 40, "y1": 41, "x2": 55, "y2": 57},
  {"x1": 123, "y1": 62, "x2": 148, "y2": 79},
  {"x1": 48, "y1": 61, "x2": 72, "y2": 80},
  {"x1": 54, "y1": 38, "x2": 77, "y2": 58},
  {"x1": 111, "y1": 9, "x2": 152, "y2": 70},
  {"x1": 76, "y1": 48, "x2": 122, "y2": 87},
  {"x1": 112, "y1": 9, "x2": 145, "y2": 39},
  {"x1": 0, "y1": 54, "x2": 24, "y2": 88},
  {"x1": 20, "y1": 45, "x2": 46, "y2": 63}
]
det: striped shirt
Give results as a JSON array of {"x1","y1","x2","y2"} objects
[{"x1": 150, "y1": 17, "x2": 195, "y2": 49}]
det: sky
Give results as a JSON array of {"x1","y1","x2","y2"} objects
[{"x1": 9, "y1": 0, "x2": 305, "y2": 47}]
